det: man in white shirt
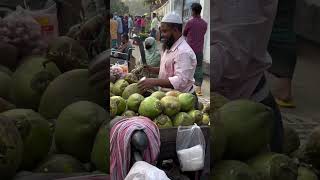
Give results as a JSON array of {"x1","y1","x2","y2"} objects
[{"x1": 150, "y1": 13, "x2": 159, "y2": 39}]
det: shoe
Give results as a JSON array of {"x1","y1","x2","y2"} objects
[
  {"x1": 275, "y1": 98, "x2": 296, "y2": 108},
  {"x1": 195, "y1": 86, "x2": 203, "y2": 96}
]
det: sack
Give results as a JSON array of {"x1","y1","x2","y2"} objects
[
  {"x1": 124, "y1": 161, "x2": 170, "y2": 180},
  {"x1": 176, "y1": 124, "x2": 206, "y2": 172},
  {"x1": 26, "y1": 4, "x2": 59, "y2": 43}
]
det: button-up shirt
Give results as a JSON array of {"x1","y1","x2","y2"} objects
[
  {"x1": 183, "y1": 16, "x2": 207, "y2": 54},
  {"x1": 159, "y1": 36, "x2": 197, "y2": 93}
]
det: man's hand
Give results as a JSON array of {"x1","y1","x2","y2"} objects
[
  {"x1": 138, "y1": 78, "x2": 156, "y2": 92},
  {"x1": 138, "y1": 78, "x2": 174, "y2": 92}
]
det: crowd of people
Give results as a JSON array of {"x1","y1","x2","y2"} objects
[{"x1": 110, "y1": 13, "x2": 160, "y2": 48}]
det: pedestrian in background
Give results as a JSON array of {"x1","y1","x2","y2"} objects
[
  {"x1": 110, "y1": 13, "x2": 118, "y2": 48},
  {"x1": 183, "y1": 3, "x2": 207, "y2": 96},
  {"x1": 150, "y1": 13, "x2": 160, "y2": 39},
  {"x1": 114, "y1": 13, "x2": 123, "y2": 46},
  {"x1": 128, "y1": 15, "x2": 134, "y2": 38}
]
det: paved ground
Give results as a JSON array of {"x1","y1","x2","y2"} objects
[{"x1": 267, "y1": 38, "x2": 320, "y2": 144}]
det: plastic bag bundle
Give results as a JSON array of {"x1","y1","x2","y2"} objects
[
  {"x1": 26, "y1": 4, "x2": 59, "y2": 43},
  {"x1": 124, "y1": 161, "x2": 170, "y2": 180},
  {"x1": 0, "y1": 6, "x2": 47, "y2": 56},
  {"x1": 176, "y1": 124, "x2": 206, "y2": 172}
]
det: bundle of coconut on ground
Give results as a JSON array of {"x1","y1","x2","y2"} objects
[
  {"x1": 211, "y1": 92, "x2": 320, "y2": 180},
  {"x1": 0, "y1": 14, "x2": 110, "y2": 179}
]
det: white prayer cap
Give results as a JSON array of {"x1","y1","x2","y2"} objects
[{"x1": 161, "y1": 12, "x2": 182, "y2": 24}]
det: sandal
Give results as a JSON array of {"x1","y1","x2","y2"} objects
[{"x1": 275, "y1": 98, "x2": 296, "y2": 108}]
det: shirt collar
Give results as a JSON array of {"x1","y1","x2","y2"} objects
[{"x1": 168, "y1": 36, "x2": 185, "y2": 52}]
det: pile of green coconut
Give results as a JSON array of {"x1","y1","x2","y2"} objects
[
  {"x1": 0, "y1": 37, "x2": 109, "y2": 180},
  {"x1": 211, "y1": 92, "x2": 319, "y2": 180},
  {"x1": 110, "y1": 74, "x2": 210, "y2": 128}
]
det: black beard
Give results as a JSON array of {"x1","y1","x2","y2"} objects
[{"x1": 162, "y1": 35, "x2": 175, "y2": 51}]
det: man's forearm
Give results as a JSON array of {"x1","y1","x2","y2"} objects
[{"x1": 153, "y1": 78, "x2": 173, "y2": 89}]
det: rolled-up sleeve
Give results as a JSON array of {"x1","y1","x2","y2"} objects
[{"x1": 169, "y1": 52, "x2": 196, "y2": 91}]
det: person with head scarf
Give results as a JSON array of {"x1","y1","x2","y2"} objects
[{"x1": 144, "y1": 37, "x2": 161, "y2": 67}]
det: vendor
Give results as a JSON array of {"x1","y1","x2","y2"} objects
[
  {"x1": 212, "y1": 0, "x2": 283, "y2": 153},
  {"x1": 138, "y1": 12, "x2": 197, "y2": 95},
  {"x1": 113, "y1": 33, "x2": 132, "y2": 60}
]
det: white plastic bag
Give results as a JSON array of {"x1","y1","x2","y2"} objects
[
  {"x1": 124, "y1": 161, "x2": 171, "y2": 180},
  {"x1": 25, "y1": 4, "x2": 59, "y2": 43},
  {"x1": 176, "y1": 124, "x2": 206, "y2": 172}
]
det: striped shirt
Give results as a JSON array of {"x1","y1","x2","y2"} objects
[{"x1": 183, "y1": 16, "x2": 207, "y2": 53}]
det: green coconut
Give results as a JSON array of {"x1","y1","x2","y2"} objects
[
  {"x1": 54, "y1": 101, "x2": 106, "y2": 162},
  {"x1": 0, "y1": 98, "x2": 15, "y2": 113},
  {"x1": 178, "y1": 93, "x2": 196, "y2": 112},
  {"x1": 298, "y1": 166, "x2": 318, "y2": 180},
  {"x1": 202, "y1": 113, "x2": 210, "y2": 125},
  {"x1": 91, "y1": 120, "x2": 110, "y2": 173},
  {"x1": 122, "y1": 83, "x2": 141, "y2": 99},
  {"x1": 0, "y1": 42, "x2": 18, "y2": 70},
  {"x1": 10, "y1": 56, "x2": 61, "y2": 110},
  {"x1": 151, "y1": 91, "x2": 166, "y2": 100},
  {"x1": 198, "y1": 101, "x2": 204, "y2": 111},
  {"x1": 0, "y1": 65, "x2": 13, "y2": 76},
  {"x1": 203, "y1": 103, "x2": 210, "y2": 114},
  {"x1": 110, "y1": 99, "x2": 117, "y2": 118},
  {"x1": 0, "y1": 71, "x2": 12, "y2": 99},
  {"x1": 154, "y1": 114, "x2": 173, "y2": 128},
  {"x1": 212, "y1": 92, "x2": 229, "y2": 112},
  {"x1": 124, "y1": 73, "x2": 138, "y2": 84},
  {"x1": 247, "y1": 152, "x2": 298, "y2": 180},
  {"x1": 110, "y1": 82, "x2": 114, "y2": 93},
  {"x1": 110, "y1": 96, "x2": 126, "y2": 115},
  {"x1": 1, "y1": 109, "x2": 52, "y2": 170},
  {"x1": 138, "y1": 96, "x2": 163, "y2": 119},
  {"x1": 304, "y1": 126, "x2": 320, "y2": 169},
  {"x1": 212, "y1": 160, "x2": 257, "y2": 180},
  {"x1": 283, "y1": 123, "x2": 300, "y2": 155},
  {"x1": 160, "y1": 96, "x2": 181, "y2": 117},
  {"x1": 122, "y1": 110, "x2": 136, "y2": 117},
  {"x1": 127, "y1": 93, "x2": 145, "y2": 112},
  {"x1": 211, "y1": 119, "x2": 227, "y2": 163},
  {"x1": 216, "y1": 100, "x2": 273, "y2": 160},
  {"x1": 112, "y1": 79, "x2": 129, "y2": 96},
  {"x1": 34, "y1": 154, "x2": 86, "y2": 173},
  {"x1": 165, "y1": 90, "x2": 181, "y2": 97},
  {"x1": 188, "y1": 110, "x2": 203, "y2": 125},
  {"x1": 38, "y1": 69, "x2": 105, "y2": 119},
  {"x1": 173, "y1": 112, "x2": 194, "y2": 126},
  {"x1": 46, "y1": 36, "x2": 89, "y2": 72},
  {"x1": 0, "y1": 115, "x2": 23, "y2": 180}
]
